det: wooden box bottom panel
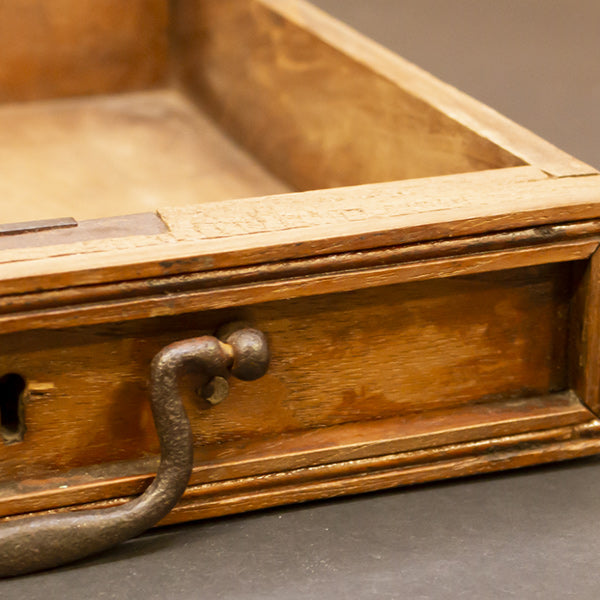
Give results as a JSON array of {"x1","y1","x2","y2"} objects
[
  {"x1": 0, "y1": 90, "x2": 292, "y2": 223},
  {"x1": 0, "y1": 259, "x2": 595, "y2": 521}
]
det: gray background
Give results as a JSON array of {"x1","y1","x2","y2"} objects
[{"x1": 2, "y1": 1, "x2": 600, "y2": 598}]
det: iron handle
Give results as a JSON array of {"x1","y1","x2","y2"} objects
[{"x1": 0, "y1": 327, "x2": 269, "y2": 577}]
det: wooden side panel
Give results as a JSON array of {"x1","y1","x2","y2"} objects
[
  {"x1": 570, "y1": 250, "x2": 600, "y2": 415},
  {"x1": 0, "y1": 0, "x2": 169, "y2": 102},
  {"x1": 255, "y1": 0, "x2": 596, "y2": 178},
  {"x1": 0, "y1": 263, "x2": 572, "y2": 484},
  {"x1": 172, "y1": 0, "x2": 525, "y2": 190}
]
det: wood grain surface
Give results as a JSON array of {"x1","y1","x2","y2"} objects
[
  {"x1": 173, "y1": 0, "x2": 525, "y2": 190},
  {"x1": 173, "y1": 0, "x2": 595, "y2": 182},
  {"x1": 0, "y1": 262, "x2": 575, "y2": 483},
  {"x1": 1, "y1": 392, "x2": 595, "y2": 521},
  {"x1": 0, "y1": 90, "x2": 290, "y2": 222},
  {"x1": 1, "y1": 168, "x2": 600, "y2": 298},
  {"x1": 1, "y1": 0, "x2": 600, "y2": 537},
  {"x1": 0, "y1": 0, "x2": 169, "y2": 102},
  {"x1": 571, "y1": 250, "x2": 600, "y2": 415}
]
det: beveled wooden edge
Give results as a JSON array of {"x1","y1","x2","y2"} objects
[
  {"x1": 3, "y1": 407, "x2": 599, "y2": 526},
  {"x1": 0, "y1": 234, "x2": 596, "y2": 335},
  {"x1": 1, "y1": 167, "x2": 600, "y2": 297},
  {"x1": 0, "y1": 391, "x2": 593, "y2": 520},
  {"x1": 162, "y1": 421, "x2": 600, "y2": 526},
  {"x1": 263, "y1": 0, "x2": 597, "y2": 178},
  {"x1": 3, "y1": 215, "x2": 599, "y2": 316}
]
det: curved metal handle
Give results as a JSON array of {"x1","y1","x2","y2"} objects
[{"x1": 0, "y1": 327, "x2": 269, "y2": 578}]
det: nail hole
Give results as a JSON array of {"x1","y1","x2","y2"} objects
[{"x1": 0, "y1": 373, "x2": 26, "y2": 444}]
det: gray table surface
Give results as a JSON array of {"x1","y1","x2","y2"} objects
[{"x1": 2, "y1": 1, "x2": 599, "y2": 598}]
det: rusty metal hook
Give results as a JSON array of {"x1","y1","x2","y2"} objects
[{"x1": 0, "y1": 327, "x2": 269, "y2": 578}]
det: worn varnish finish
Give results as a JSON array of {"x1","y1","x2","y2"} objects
[
  {"x1": 0, "y1": 262, "x2": 573, "y2": 482},
  {"x1": 0, "y1": 391, "x2": 592, "y2": 519},
  {"x1": 5, "y1": 167, "x2": 600, "y2": 296},
  {"x1": 1, "y1": 0, "x2": 600, "y2": 564}
]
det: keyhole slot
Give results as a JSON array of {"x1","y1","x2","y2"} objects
[{"x1": 0, "y1": 373, "x2": 26, "y2": 444}]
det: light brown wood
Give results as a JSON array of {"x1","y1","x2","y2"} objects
[
  {"x1": 4, "y1": 422, "x2": 600, "y2": 526},
  {"x1": 173, "y1": 0, "x2": 525, "y2": 190},
  {"x1": 0, "y1": 90, "x2": 290, "y2": 222},
  {"x1": 0, "y1": 0, "x2": 169, "y2": 103},
  {"x1": 3, "y1": 216, "x2": 600, "y2": 334},
  {"x1": 2, "y1": 167, "x2": 600, "y2": 298},
  {"x1": 160, "y1": 421, "x2": 600, "y2": 526},
  {"x1": 173, "y1": 0, "x2": 596, "y2": 183},
  {"x1": 0, "y1": 237, "x2": 594, "y2": 336},
  {"x1": 263, "y1": 0, "x2": 597, "y2": 178}
]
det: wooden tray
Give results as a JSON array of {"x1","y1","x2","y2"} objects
[{"x1": 1, "y1": 0, "x2": 600, "y2": 575}]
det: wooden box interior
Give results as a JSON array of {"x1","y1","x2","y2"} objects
[{"x1": 0, "y1": 0, "x2": 530, "y2": 223}]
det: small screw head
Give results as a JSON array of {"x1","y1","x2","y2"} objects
[{"x1": 199, "y1": 376, "x2": 230, "y2": 405}]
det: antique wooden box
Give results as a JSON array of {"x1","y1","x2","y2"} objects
[{"x1": 1, "y1": 0, "x2": 600, "y2": 576}]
